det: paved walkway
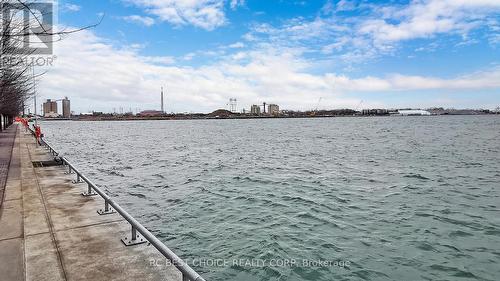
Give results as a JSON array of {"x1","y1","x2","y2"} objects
[
  {"x1": 0, "y1": 125, "x2": 17, "y2": 207},
  {"x1": 0, "y1": 126, "x2": 181, "y2": 281}
]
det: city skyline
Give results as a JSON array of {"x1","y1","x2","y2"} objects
[{"x1": 33, "y1": 0, "x2": 500, "y2": 113}]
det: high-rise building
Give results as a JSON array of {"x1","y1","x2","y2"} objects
[
  {"x1": 229, "y1": 98, "x2": 237, "y2": 112},
  {"x1": 62, "y1": 97, "x2": 71, "y2": 118},
  {"x1": 43, "y1": 99, "x2": 58, "y2": 117},
  {"x1": 268, "y1": 104, "x2": 280, "y2": 115},
  {"x1": 250, "y1": 104, "x2": 261, "y2": 115}
]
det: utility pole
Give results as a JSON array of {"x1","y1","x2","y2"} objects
[{"x1": 32, "y1": 64, "x2": 37, "y2": 127}]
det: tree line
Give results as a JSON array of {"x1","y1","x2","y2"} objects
[
  {"x1": 0, "y1": 0, "x2": 98, "y2": 130},
  {"x1": 1, "y1": 0, "x2": 35, "y2": 129}
]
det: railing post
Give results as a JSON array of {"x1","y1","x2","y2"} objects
[
  {"x1": 97, "y1": 200, "x2": 116, "y2": 215},
  {"x1": 64, "y1": 163, "x2": 73, "y2": 174},
  {"x1": 72, "y1": 173, "x2": 84, "y2": 184},
  {"x1": 132, "y1": 227, "x2": 137, "y2": 240},
  {"x1": 81, "y1": 183, "x2": 97, "y2": 196},
  {"x1": 121, "y1": 225, "x2": 146, "y2": 246}
]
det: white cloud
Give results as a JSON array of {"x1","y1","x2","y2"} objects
[
  {"x1": 140, "y1": 56, "x2": 175, "y2": 65},
  {"x1": 230, "y1": 0, "x2": 245, "y2": 10},
  {"x1": 182, "y1": 52, "x2": 196, "y2": 61},
  {"x1": 249, "y1": 0, "x2": 500, "y2": 66},
  {"x1": 39, "y1": 28, "x2": 500, "y2": 113},
  {"x1": 358, "y1": 0, "x2": 500, "y2": 47},
  {"x1": 121, "y1": 15, "x2": 155, "y2": 26},
  {"x1": 125, "y1": 0, "x2": 229, "y2": 30},
  {"x1": 321, "y1": 37, "x2": 350, "y2": 53},
  {"x1": 231, "y1": 52, "x2": 246, "y2": 60},
  {"x1": 228, "y1": 42, "x2": 245, "y2": 48},
  {"x1": 490, "y1": 34, "x2": 500, "y2": 45},
  {"x1": 325, "y1": 70, "x2": 500, "y2": 92},
  {"x1": 62, "y1": 3, "x2": 81, "y2": 12},
  {"x1": 336, "y1": 0, "x2": 356, "y2": 12}
]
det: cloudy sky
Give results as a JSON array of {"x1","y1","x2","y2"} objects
[{"x1": 36, "y1": 0, "x2": 500, "y2": 113}]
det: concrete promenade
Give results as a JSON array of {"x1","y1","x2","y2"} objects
[{"x1": 0, "y1": 125, "x2": 181, "y2": 281}]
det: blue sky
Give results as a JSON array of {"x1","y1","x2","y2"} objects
[{"x1": 38, "y1": 0, "x2": 500, "y2": 113}]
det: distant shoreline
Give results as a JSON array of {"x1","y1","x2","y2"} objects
[{"x1": 40, "y1": 113, "x2": 499, "y2": 122}]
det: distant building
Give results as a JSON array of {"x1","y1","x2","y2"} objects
[
  {"x1": 137, "y1": 110, "x2": 164, "y2": 117},
  {"x1": 398, "y1": 110, "x2": 431, "y2": 116},
  {"x1": 361, "y1": 109, "x2": 389, "y2": 116},
  {"x1": 43, "y1": 99, "x2": 58, "y2": 117},
  {"x1": 229, "y1": 98, "x2": 237, "y2": 112},
  {"x1": 250, "y1": 104, "x2": 261, "y2": 115},
  {"x1": 268, "y1": 104, "x2": 280, "y2": 115},
  {"x1": 62, "y1": 97, "x2": 71, "y2": 118}
]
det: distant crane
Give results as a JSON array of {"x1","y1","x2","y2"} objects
[
  {"x1": 355, "y1": 100, "x2": 364, "y2": 112},
  {"x1": 315, "y1": 97, "x2": 323, "y2": 111},
  {"x1": 309, "y1": 97, "x2": 323, "y2": 117}
]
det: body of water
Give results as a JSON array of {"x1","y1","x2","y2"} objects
[{"x1": 41, "y1": 116, "x2": 500, "y2": 281}]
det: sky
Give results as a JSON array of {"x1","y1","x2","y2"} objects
[{"x1": 34, "y1": 0, "x2": 500, "y2": 113}]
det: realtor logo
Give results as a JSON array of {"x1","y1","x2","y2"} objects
[{"x1": 1, "y1": 1, "x2": 53, "y2": 55}]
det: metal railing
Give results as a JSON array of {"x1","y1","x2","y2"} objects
[{"x1": 28, "y1": 128, "x2": 206, "y2": 281}]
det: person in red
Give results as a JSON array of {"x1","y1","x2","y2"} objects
[
  {"x1": 34, "y1": 125, "x2": 42, "y2": 145},
  {"x1": 23, "y1": 118, "x2": 29, "y2": 132}
]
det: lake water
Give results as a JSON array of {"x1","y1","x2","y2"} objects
[{"x1": 41, "y1": 116, "x2": 500, "y2": 281}]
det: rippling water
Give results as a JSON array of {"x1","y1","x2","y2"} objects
[{"x1": 41, "y1": 116, "x2": 500, "y2": 281}]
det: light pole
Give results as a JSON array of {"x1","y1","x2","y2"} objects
[{"x1": 32, "y1": 64, "x2": 37, "y2": 127}]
